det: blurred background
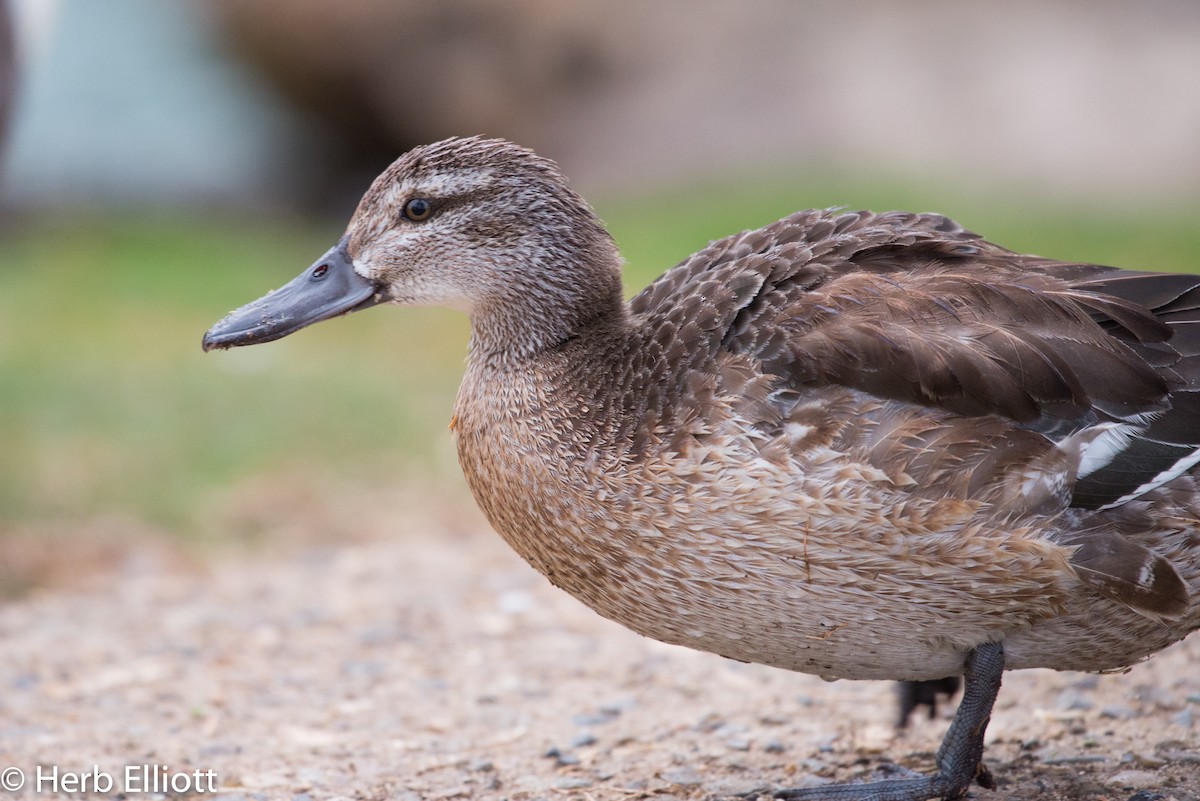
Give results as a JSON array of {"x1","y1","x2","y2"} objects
[{"x1": 3, "y1": 0, "x2": 1200, "y2": 596}]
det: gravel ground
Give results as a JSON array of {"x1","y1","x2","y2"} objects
[{"x1": 1, "y1": 483, "x2": 1199, "y2": 801}]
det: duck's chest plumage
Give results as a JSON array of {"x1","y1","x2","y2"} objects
[{"x1": 451, "y1": 351, "x2": 1095, "y2": 681}]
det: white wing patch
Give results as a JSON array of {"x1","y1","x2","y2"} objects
[
  {"x1": 1069, "y1": 422, "x2": 1139, "y2": 479},
  {"x1": 1101, "y1": 446, "x2": 1200, "y2": 510}
]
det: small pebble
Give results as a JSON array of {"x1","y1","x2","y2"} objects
[
  {"x1": 542, "y1": 746, "x2": 580, "y2": 767},
  {"x1": 599, "y1": 697, "x2": 636, "y2": 714},
  {"x1": 551, "y1": 777, "x2": 593, "y2": 790},
  {"x1": 1163, "y1": 750, "x2": 1200, "y2": 764},
  {"x1": 1171, "y1": 707, "x2": 1194, "y2": 728},
  {"x1": 1107, "y1": 770, "x2": 1164, "y2": 789},
  {"x1": 570, "y1": 732, "x2": 597, "y2": 748},
  {"x1": 704, "y1": 779, "x2": 769, "y2": 797},
  {"x1": 1155, "y1": 738, "x2": 1190, "y2": 750},
  {"x1": 1101, "y1": 704, "x2": 1136, "y2": 720},
  {"x1": 1128, "y1": 752, "x2": 1167, "y2": 769},
  {"x1": 763, "y1": 738, "x2": 786, "y2": 754},
  {"x1": 468, "y1": 758, "x2": 494, "y2": 772},
  {"x1": 661, "y1": 767, "x2": 704, "y2": 786},
  {"x1": 295, "y1": 769, "x2": 325, "y2": 785},
  {"x1": 1056, "y1": 690, "x2": 1094, "y2": 712},
  {"x1": 10, "y1": 673, "x2": 38, "y2": 690},
  {"x1": 1133, "y1": 687, "x2": 1176, "y2": 708},
  {"x1": 1043, "y1": 754, "x2": 1108, "y2": 765},
  {"x1": 725, "y1": 736, "x2": 752, "y2": 751}
]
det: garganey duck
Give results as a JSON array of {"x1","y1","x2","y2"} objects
[{"x1": 204, "y1": 137, "x2": 1200, "y2": 801}]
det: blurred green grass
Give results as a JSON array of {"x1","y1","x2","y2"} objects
[{"x1": 2, "y1": 175, "x2": 1198, "y2": 538}]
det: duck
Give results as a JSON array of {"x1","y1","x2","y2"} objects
[{"x1": 203, "y1": 136, "x2": 1200, "y2": 801}]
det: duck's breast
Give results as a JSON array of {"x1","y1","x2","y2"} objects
[{"x1": 451, "y1": 360, "x2": 1100, "y2": 680}]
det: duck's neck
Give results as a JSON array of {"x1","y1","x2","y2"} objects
[{"x1": 466, "y1": 245, "x2": 627, "y2": 366}]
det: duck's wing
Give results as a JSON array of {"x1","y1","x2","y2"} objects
[
  {"x1": 630, "y1": 209, "x2": 1200, "y2": 512},
  {"x1": 1053, "y1": 267, "x2": 1200, "y2": 508}
]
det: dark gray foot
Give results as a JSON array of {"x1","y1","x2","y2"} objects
[
  {"x1": 749, "y1": 642, "x2": 1004, "y2": 801},
  {"x1": 896, "y1": 677, "x2": 962, "y2": 729}
]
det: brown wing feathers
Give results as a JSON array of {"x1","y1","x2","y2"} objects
[
  {"x1": 626, "y1": 209, "x2": 1200, "y2": 620},
  {"x1": 698, "y1": 211, "x2": 1178, "y2": 429},
  {"x1": 631, "y1": 208, "x2": 1200, "y2": 510},
  {"x1": 758, "y1": 269, "x2": 1171, "y2": 425}
]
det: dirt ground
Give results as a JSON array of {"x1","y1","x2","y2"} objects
[{"x1": 2, "y1": 482, "x2": 1199, "y2": 801}]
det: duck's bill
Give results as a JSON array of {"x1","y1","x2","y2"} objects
[{"x1": 202, "y1": 237, "x2": 386, "y2": 351}]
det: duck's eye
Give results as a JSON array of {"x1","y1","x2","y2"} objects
[{"x1": 403, "y1": 198, "x2": 433, "y2": 222}]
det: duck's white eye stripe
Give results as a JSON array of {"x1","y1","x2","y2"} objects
[{"x1": 391, "y1": 168, "x2": 497, "y2": 203}]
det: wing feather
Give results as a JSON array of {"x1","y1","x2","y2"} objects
[{"x1": 629, "y1": 208, "x2": 1200, "y2": 510}]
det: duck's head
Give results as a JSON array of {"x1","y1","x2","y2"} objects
[{"x1": 202, "y1": 137, "x2": 623, "y2": 357}]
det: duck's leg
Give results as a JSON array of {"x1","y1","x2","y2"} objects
[
  {"x1": 753, "y1": 642, "x2": 1004, "y2": 801},
  {"x1": 895, "y1": 677, "x2": 961, "y2": 729}
]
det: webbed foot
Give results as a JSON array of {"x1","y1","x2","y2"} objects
[{"x1": 740, "y1": 643, "x2": 1003, "y2": 801}]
